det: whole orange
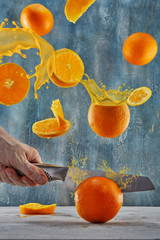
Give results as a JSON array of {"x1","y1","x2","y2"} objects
[
  {"x1": 20, "y1": 4, "x2": 54, "y2": 36},
  {"x1": 123, "y1": 32, "x2": 157, "y2": 65},
  {"x1": 75, "y1": 177, "x2": 123, "y2": 223},
  {"x1": 88, "y1": 103, "x2": 130, "y2": 138}
]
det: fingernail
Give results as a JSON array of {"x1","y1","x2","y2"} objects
[{"x1": 36, "y1": 175, "x2": 46, "y2": 185}]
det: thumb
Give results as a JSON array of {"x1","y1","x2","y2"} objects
[{"x1": 21, "y1": 160, "x2": 48, "y2": 185}]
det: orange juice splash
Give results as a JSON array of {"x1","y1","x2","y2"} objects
[
  {"x1": 68, "y1": 157, "x2": 140, "y2": 192},
  {"x1": 81, "y1": 74, "x2": 133, "y2": 106},
  {"x1": 0, "y1": 20, "x2": 55, "y2": 99},
  {"x1": 68, "y1": 156, "x2": 88, "y2": 186}
]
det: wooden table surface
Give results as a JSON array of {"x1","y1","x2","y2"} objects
[{"x1": 0, "y1": 206, "x2": 159, "y2": 239}]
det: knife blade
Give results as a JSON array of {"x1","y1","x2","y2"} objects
[{"x1": 16, "y1": 163, "x2": 155, "y2": 193}]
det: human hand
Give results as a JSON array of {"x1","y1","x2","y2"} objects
[{"x1": 0, "y1": 127, "x2": 48, "y2": 187}]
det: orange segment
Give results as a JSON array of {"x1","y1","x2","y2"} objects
[
  {"x1": 51, "y1": 99, "x2": 64, "y2": 122},
  {"x1": 0, "y1": 63, "x2": 30, "y2": 106},
  {"x1": 65, "y1": 0, "x2": 96, "y2": 23},
  {"x1": 19, "y1": 203, "x2": 56, "y2": 214},
  {"x1": 32, "y1": 99, "x2": 71, "y2": 138},
  {"x1": 127, "y1": 87, "x2": 152, "y2": 106},
  {"x1": 48, "y1": 48, "x2": 84, "y2": 88}
]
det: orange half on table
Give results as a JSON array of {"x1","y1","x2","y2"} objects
[
  {"x1": 32, "y1": 99, "x2": 71, "y2": 138},
  {"x1": 48, "y1": 48, "x2": 84, "y2": 88},
  {"x1": 127, "y1": 87, "x2": 152, "y2": 106},
  {"x1": 0, "y1": 63, "x2": 30, "y2": 106},
  {"x1": 65, "y1": 0, "x2": 96, "y2": 23},
  {"x1": 19, "y1": 203, "x2": 56, "y2": 214}
]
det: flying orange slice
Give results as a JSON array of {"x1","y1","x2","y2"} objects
[
  {"x1": 48, "y1": 48, "x2": 84, "y2": 88},
  {"x1": 0, "y1": 63, "x2": 30, "y2": 106},
  {"x1": 65, "y1": 0, "x2": 96, "y2": 23},
  {"x1": 19, "y1": 203, "x2": 56, "y2": 214},
  {"x1": 127, "y1": 87, "x2": 152, "y2": 106},
  {"x1": 32, "y1": 99, "x2": 71, "y2": 138}
]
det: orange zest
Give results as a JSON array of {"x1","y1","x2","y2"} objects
[
  {"x1": 88, "y1": 103, "x2": 130, "y2": 138},
  {"x1": 65, "y1": 0, "x2": 96, "y2": 23},
  {"x1": 32, "y1": 99, "x2": 71, "y2": 138},
  {"x1": 127, "y1": 87, "x2": 152, "y2": 106},
  {"x1": 20, "y1": 4, "x2": 54, "y2": 36},
  {"x1": 75, "y1": 177, "x2": 123, "y2": 223},
  {"x1": 19, "y1": 203, "x2": 56, "y2": 214},
  {"x1": 48, "y1": 48, "x2": 84, "y2": 88},
  {"x1": 123, "y1": 32, "x2": 158, "y2": 65},
  {"x1": 0, "y1": 63, "x2": 30, "y2": 106}
]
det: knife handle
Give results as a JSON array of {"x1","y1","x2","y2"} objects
[{"x1": 16, "y1": 163, "x2": 69, "y2": 182}]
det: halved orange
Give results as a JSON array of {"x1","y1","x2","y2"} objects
[
  {"x1": 127, "y1": 87, "x2": 152, "y2": 106},
  {"x1": 32, "y1": 99, "x2": 71, "y2": 138},
  {"x1": 0, "y1": 63, "x2": 30, "y2": 106},
  {"x1": 19, "y1": 203, "x2": 56, "y2": 214},
  {"x1": 65, "y1": 0, "x2": 96, "y2": 23},
  {"x1": 48, "y1": 48, "x2": 84, "y2": 88}
]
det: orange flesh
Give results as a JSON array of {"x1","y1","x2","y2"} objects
[
  {"x1": 49, "y1": 49, "x2": 84, "y2": 88},
  {"x1": 129, "y1": 89, "x2": 148, "y2": 103},
  {"x1": 65, "y1": 0, "x2": 96, "y2": 23},
  {"x1": 0, "y1": 63, "x2": 30, "y2": 105}
]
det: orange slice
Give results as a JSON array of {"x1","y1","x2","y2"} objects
[
  {"x1": 127, "y1": 87, "x2": 152, "y2": 106},
  {"x1": 32, "y1": 99, "x2": 71, "y2": 138},
  {"x1": 48, "y1": 48, "x2": 84, "y2": 88},
  {"x1": 19, "y1": 203, "x2": 56, "y2": 214},
  {"x1": 0, "y1": 63, "x2": 30, "y2": 106},
  {"x1": 65, "y1": 0, "x2": 96, "y2": 23}
]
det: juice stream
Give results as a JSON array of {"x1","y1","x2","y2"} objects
[{"x1": 0, "y1": 20, "x2": 55, "y2": 99}]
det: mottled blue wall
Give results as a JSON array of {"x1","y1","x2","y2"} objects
[{"x1": 0, "y1": 0, "x2": 159, "y2": 206}]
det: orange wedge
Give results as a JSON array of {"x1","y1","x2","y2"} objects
[
  {"x1": 32, "y1": 99, "x2": 71, "y2": 138},
  {"x1": 19, "y1": 203, "x2": 56, "y2": 214},
  {"x1": 48, "y1": 48, "x2": 84, "y2": 88},
  {"x1": 127, "y1": 87, "x2": 152, "y2": 106},
  {"x1": 65, "y1": 0, "x2": 96, "y2": 23}
]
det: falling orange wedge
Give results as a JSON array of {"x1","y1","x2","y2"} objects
[
  {"x1": 32, "y1": 99, "x2": 71, "y2": 138},
  {"x1": 65, "y1": 0, "x2": 96, "y2": 23},
  {"x1": 127, "y1": 87, "x2": 152, "y2": 106},
  {"x1": 19, "y1": 203, "x2": 56, "y2": 214}
]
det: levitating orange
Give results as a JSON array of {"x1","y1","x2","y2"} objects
[
  {"x1": 123, "y1": 32, "x2": 157, "y2": 65},
  {"x1": 0, "y1": 63, "x2": 30, "y2": 106},
  {"x1": 75, "y1": 177, "x2": 123, "y2": 223},
  {"x1": 19, "y1": 203, "x2": 56, "y2": 214},
  {"x1": 48, "y1": 48, "x2": 84, "y2": 88},
  {"x1": 88, "y1": 103, "x2": 130, "y2": 138},
  {"x1": 32, "y1": 99, "x2": 71, "y2": 138},
  {"x1": 65, "y1": 0, "x2": 96, "y2": 23},
  {"x1": 20, "y1": 4, "x2": 54, "y2": 36}
]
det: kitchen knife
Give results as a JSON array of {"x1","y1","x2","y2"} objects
[{"x1": 16, "y1": 163, "x2": 155, "y2": 193}]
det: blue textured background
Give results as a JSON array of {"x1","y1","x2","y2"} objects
[{"x1": 0, "y1": 0, "x2": 159, "y2": 206}]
